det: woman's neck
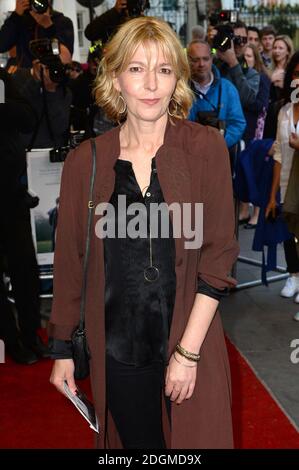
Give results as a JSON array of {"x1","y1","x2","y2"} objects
[
  {"x1": 120, "y1": 114, "x2": 168, "y2": 156},
  {"x1": 276, "y1": 59, "x2": 287, "y2": 69}
]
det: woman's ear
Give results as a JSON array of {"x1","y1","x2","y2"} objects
[{"x1": 113, "y1": 75, "x2": 121, "y2": 93}]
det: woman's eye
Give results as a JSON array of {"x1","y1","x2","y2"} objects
[
  {"x1": 129, "y1": 66, "x2": 142, "y2": 72},
  {"x1": 160, "y1": 68, "x2": 172, "y2": 74}
]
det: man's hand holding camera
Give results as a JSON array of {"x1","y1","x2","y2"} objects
[
  {"x1": 31, "y1": 60, "x2": 56, "y2": 92},
  {"x1": 15, "y1": 0, "x2": 30, "y2": 16},
  {"x1": 217, "y1": 40, "x2": 238, "y2": 68},
  {"x1": 15, "y1": 0, "x2": 53, "y2": 29}
]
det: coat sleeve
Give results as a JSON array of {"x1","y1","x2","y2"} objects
[
  {"x1": 223, "y1": 81, "x2": 246, "y2": 148},
  {"x1": 229, "y1": 64, "x2": 260, "y2": 107},
  {"x1": 197, "y1": 126, "x2": 239, "y2": 289},
  {"x1": 0, "y1": 12, "x2": 21, "y2": 53},
  {"x1": 48, "y1": 147, "x2": 85, "y2": 340}
]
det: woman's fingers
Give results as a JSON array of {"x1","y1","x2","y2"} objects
[{"x1": 175, "y1": 385, "x2": 190, "y2": 404}]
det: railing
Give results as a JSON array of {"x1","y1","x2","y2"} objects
[{"x1": 239, "y1": 11, "x2": 299, "y2": 28}]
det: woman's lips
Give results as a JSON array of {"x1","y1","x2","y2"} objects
[{"x1": 140, "y1": 99, "x2": 160, "y2": 105}]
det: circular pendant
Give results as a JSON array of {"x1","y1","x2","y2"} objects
[{"x1": 144, "y1": 266, "x2": 159, "y2": 282}]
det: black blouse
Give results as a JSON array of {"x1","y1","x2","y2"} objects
[
  {"x1": 103, "y1": 157, "x2": 176, "y2": 366},
  {"x1": 49, "y1": 157, "x2": 229, "y2": 362}
]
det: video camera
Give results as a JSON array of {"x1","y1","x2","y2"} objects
[
  {"x1": 127, "y1": 0, "x2": 150, "y2": 17},
  {"x1": 29, "y1": 0, "x2": 49, "y2": 14},
  {"x1": 209, "y1": 10, "x2": 244, "y2": 53},
  {"x1": 209, "y1": 10, "x2": 238, "y2": 27},
  {"x1": 29, "y1": 38, "x2": 66, "y2": 83}
]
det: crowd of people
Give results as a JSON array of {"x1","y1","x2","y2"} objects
[{"x1": 1, "y1": 0, "x2": 299, "y2": 450}]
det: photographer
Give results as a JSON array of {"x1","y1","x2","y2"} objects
[
  {"x1": 69, "y1": 47, "x2": 114, "y2": 138},
  {"x1": 0, "y1": 68, "x2": 48, "y2": 364},
  {"x1": 12, "y1": 41, "x2": 72, "y2": 150},
  {"x1": 85, "y1": 0, "x2": 149, "y2": 44},
  {"x1": 214, "y1": 20, "x2": 260, "y2": 108},
  {"x1": 188, "y1": 40, "x2": 246, "y2": 150},
  {"x1": 0, "y1": 0, "x2": 74, "y2": 69}
]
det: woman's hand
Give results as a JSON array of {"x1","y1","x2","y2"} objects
[
  {"x1": 271, "y1": 69, "x2": 285, "y2": 88},
  {"x1": 265, "y1": 196, "x2": 277, "y2": 219},
  {"x1": 289, "y1": 132, "x2": 299, "y2": 151},
  {"x1": 165, "y1": 354, "x2": 197, "y2": 405},
  {"x1": 50, "y1": 359, "x2": 77, "y2": 395}
]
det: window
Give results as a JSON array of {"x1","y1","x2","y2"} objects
[
  {"x1": 77, "y1": 11, "x2": 85, "y2": 48},
  {"x1": 233, "y1": 0, "x2": 245, "y2": 8}
]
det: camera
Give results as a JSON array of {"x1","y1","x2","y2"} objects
[
  {"x1": 49, "y1": 131, "x2": 85, "y2": 163},
  {"x1": 196, "y1": 111, "x2": 226, "y2": 136},
  {"x1": 29, "y1": 38, "x2": 66, "y2": 83},
  {"x1": 127, "y1": 0, "x2": 150, "y2": 17},
  {"x1": 209, "y1": 10, "x2": 238, "y2": 27},
  {"x1": 212, "y1": 23, "x2": 247, "y2": 53},
  {"x1": 30, "y1": 0, "x2": 49, "y2": 14},
  {"x1": 49, "y1": 146, "x2": 69, "y2": 163},
  {"x1": 212, "y1": 24, "x2": 235, "y2": 53}
]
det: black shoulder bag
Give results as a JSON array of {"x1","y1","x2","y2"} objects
[{"x1": 71, "y1": 139, "x2": 97, "y2": 380}]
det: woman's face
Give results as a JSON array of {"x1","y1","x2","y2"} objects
[
  {"x1": 244, "y1": 47, "x2": 255, "y2": 68},
  {"x1": 113, "y1": 42, "x2": 177, "y2": 124},
  {"x1": 273, "y1": 40, "x2": 289, "y2": 64}
]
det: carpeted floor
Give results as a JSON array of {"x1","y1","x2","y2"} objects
[{"x1": 0, "y1": 336, "x2": 298, "y2": 449}]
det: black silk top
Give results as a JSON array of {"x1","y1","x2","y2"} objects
[
  {"x1": 103, "y1": 157, "x2": 176, "y2": 365},
  {"x1": 49, "y1": 157, "x2": 229, "y2": 363}
]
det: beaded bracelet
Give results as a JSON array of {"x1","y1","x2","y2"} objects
[
  {"x1": 173, "y1": 352, "x2": 198, "y2": 368},
  {"x1": 175, "y1": 342, "x2": 201, "y2": 362}
]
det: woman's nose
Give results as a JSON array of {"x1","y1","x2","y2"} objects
[{"x1": 144, "y1": 70, "x2": 158, "y2": 91}]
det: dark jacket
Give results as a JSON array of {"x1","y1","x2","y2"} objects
[
  {"x1": 0, "y1": 11, "x2": 74, "y2": 68},
  {"x1": 243, "y1": 72, "x2": 271, "y2": 144},
  {"x1": 49, "y1": 119, "x2": 239, "y2": 449},
  {"x1": 84, "y1": 7, "x2": 125, "y2": 44},
  {"x1": 216, "y1": 58, "x2": 260, "y2": 108},
  {"x1": 12, "y1": 68, "x2": 72, "y2": 149},
  {"x1": 0, "y1": 68, "x2": 36, "y2": 199}
]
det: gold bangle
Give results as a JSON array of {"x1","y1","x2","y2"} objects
[
  {"x1": 176, "y1": 343, "x2": 201, "y2": 362},
  {"x1": 173, "y1": 352, "x2": 198, "y2": 368}
]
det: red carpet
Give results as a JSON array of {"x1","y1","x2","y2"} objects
[{"x1": 0, "y1": 337, "x2": 298, "y2": 448}]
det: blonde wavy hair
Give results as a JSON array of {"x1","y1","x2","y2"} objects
[
  {"x1": 272, "y1": 35, "x2": 294, "y2": 70},
  {"x1": 94, "y1": 16, "x2": 193, "y2": 122}
]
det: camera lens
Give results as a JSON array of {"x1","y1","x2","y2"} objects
[{"x1": 30, "y1": 0, "x2": 49, "y2": 14}]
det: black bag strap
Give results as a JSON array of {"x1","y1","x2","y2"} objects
[
  {"x1": 78, "y1": 138, "x2": 97, "y2": 331},
  {"x1": 193, "y1": 80, "x2": 222, "y2": 116}
]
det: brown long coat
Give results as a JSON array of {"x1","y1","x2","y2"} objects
[{"x1": 49, "y1": 118, "x2": 239, "y2": 449}]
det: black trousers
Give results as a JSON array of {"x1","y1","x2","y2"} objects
[
  {"x1": 283, "y1": 237, "x2": 299, "y2": 274},
  {"x1": 0, "y1": 204, "x2": 40, "y2": 344},
  {"x1": 106, "y1": 354, "x2": 170, "y2": 449}
]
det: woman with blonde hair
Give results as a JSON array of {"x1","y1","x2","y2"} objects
[
  {"x1": 270, "y1": 35, "x2": 294, "y2": 102},
  {"x1": 49, "y1": 16, "x2": 238, "y2": 449}
]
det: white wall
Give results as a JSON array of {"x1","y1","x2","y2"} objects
[
  {"x1": 0, "y1": 0, "x2": 15, "y2": 19},
  {"x1": 53, "y1": 0, "x2": 80, "y2": 60}
]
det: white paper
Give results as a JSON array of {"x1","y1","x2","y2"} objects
[
  {"x1": 0, "y1": 79, "x2": 4, "y2": 104},
  {"x1": 63, "y1": 381, "x2": 99, "y2": 433}
]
